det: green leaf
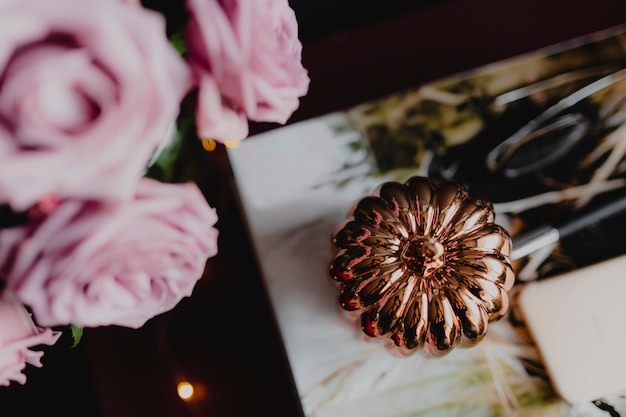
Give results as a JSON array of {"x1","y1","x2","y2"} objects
[
  {"x1": 70, "y1": 324, "x2": 83, "y2": 348},
  {"x1": 144, "y1": 107, "x2": 208, "y2": 184},
  {"x1": 145, "y1": 125, "x2": 185, "y2": 183},
  {"x1": 170, "y1": 31, "x2": 187, "y2": 55}
]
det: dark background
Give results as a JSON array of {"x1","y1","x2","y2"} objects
[{"x1": 3, "y1": 1, "x2": 626, "y2": 416}]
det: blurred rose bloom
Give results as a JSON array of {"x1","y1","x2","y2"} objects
[
  {"x1": 186, "y1": 0, "x2": 310, "y2": 142},
  {"x1": 0, "y1": 179, "x2": 219, "y2": 329},
  {"x1": 0, "y1": 0, "x2": 191, "y2": 211},
  {"x1": 0, "y1": 0, "x2": 310, "y2": 384},
  {"x1": 0, "y1": 298, "x2": 60, "y2": 386}
]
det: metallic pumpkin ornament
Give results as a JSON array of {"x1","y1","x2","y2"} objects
[{"x1": 329, "y1": 176, "x2": 515, "y2": 357}]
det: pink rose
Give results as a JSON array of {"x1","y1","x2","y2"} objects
[
  {"x1": 0, "y1": 178, "x2": 219, "y2": 329},
  {"x1": 0, "y1": 298, "x2": 60, "y2": 386},
  {"x1": 0, "y1": 0, "x2": 191, "y2": 211},
  {"x1": 186, "y1": 0, "x2": 310, "y2": 141}
]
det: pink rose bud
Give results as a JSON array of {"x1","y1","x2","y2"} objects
[
  {"x1": 186, "y1": 0, "x2": 310, "y2": 142},
  {"x1": 0, "y1": 298, "x2": 60, "y2": 386}
]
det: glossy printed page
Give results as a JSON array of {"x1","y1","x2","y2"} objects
[{"x1": 228, "y1": 24, "x2": 626, "y2": 417}]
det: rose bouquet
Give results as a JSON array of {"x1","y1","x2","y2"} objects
[{"x1": 0, "y1": 0, "x2": 309, "y2": 386}]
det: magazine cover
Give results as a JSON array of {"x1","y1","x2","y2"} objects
[{"x1": 227, "y1": 24, "x2": 626, "y2": 417}]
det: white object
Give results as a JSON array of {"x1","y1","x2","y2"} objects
[{"x1": 518, "y1": 253, "x2": 626, "y2": 404}]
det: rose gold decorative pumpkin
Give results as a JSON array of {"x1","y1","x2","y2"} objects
[{"x1": 329, "y1": 176, "x2": 514, "y2": 357}]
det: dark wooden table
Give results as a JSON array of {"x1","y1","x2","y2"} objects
[{"x1": 4, "y1": 1, "x2": 626, "y2": 416}]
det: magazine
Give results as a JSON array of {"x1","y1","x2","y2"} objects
[{"x1": 227, "y1": 24, "x2": 626, "y2": 417}]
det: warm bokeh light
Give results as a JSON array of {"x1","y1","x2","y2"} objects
[
  {"x1": 201, "y1": 139, "x2": 217, "y2": 151},
  {"x1": 177, "y1": 381, "x2": 195, "y2": 401},
  {"x1": 223, "y1": 140, "x2": 241, "y2": 149}
]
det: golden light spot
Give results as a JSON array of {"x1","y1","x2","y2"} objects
[
  {"x1": 224, "y1": 140, "x2": 241, "y2": 149},
  {"x1": 201, "y1": 139, "x2": 217, "y2": 151},
  {"x1": 177, "y1": 381, "x2": 194, "y2": 401}
]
